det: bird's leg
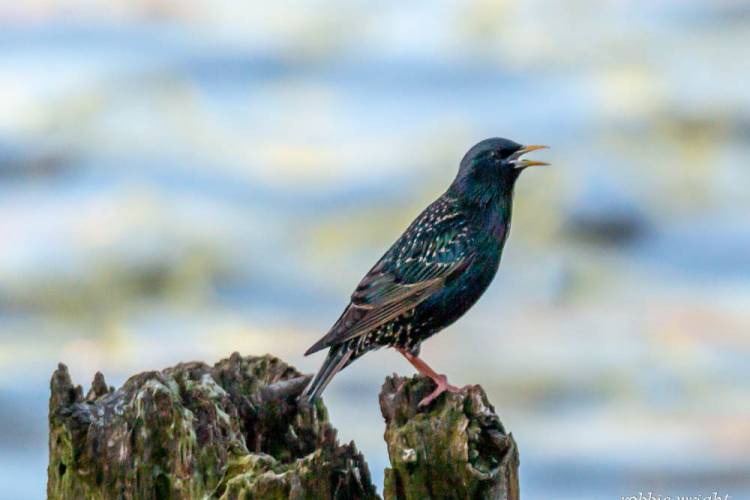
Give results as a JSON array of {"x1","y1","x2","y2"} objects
[{"x1": 396, "y1": 348, "x2": 463, "y2": 406}]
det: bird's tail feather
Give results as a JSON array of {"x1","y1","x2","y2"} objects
[{"x1": 300, "y1": 345, "x2": 353, "y2": 404}]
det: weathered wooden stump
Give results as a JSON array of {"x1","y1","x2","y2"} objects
[
  {"x1": 380, "y1": 375, "x2": 519, "y2": 500},
  {"x1": 48, "y1": 353, "x2": 519, "y2": 499}
]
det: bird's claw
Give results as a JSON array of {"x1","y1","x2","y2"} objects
[{"x1": 417, "y1": 374, "x2": 466, "y2": 407}]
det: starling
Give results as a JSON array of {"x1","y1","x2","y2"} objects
[{"x1": 301, "y1": 138, "x2": 548, "y2": 406}]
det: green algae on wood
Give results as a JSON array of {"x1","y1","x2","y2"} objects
[
  {"x1": 48, "y1": 353, "x2": 377, "y2": 499},
  {"x1": 48, "y1": 353, "x2": 519, "y2": 499},
  {"x1": 379, "y1": 375, "x2": 520, "y2": 500}
]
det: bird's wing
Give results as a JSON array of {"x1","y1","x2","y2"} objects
[{"x1": 305, "y1": 197, "x2": 474, "y2": 355}]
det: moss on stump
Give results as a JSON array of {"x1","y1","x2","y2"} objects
[
  {"x1": 48, "y1": 354, "x2": 519, "y2": 499},
  {"x1": 48, "y1": 353, "x2": 377, "y2": 499},
  {"x1": 380, "y1": 375, "x2": 520, "y2": 500}
]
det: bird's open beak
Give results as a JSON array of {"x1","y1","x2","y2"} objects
[{"x1": 510, "y1": 145, "x2": 549, "y2": 169}]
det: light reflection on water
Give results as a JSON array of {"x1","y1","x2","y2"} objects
[{"x1": 1, "y1": 1, "x2": 749, "y2": 498}]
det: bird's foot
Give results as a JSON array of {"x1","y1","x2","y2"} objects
[{"x1": 418, "y1": 374, "x2": 465, "y2": 407}]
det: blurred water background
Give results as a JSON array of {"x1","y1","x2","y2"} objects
[{"x1": 1, "y1": 1, "x2": 749, "y2": 498}]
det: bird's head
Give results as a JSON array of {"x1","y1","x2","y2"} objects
[{"x1": 449, "y1": 138, "x2": 548, "y2": 205}]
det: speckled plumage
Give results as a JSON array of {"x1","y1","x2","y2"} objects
[{"x1": 301, "y1": 138, "x2": 547, "y2": 403}]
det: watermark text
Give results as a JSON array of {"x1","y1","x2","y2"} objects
[{"x1": 622, "y1": 493, "x2": 729, "y2": 500}]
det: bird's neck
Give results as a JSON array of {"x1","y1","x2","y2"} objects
[
  {"x1": 487, "y1": 193, "x2": 514, "y2": 243},
  {"x1": 448, "y1": 167, "x2": 518, "y2": 209},
  {"x1": 460, "y1": 190, "x2": 514, "y2": 244}
]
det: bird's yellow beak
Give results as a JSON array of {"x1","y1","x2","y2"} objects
[{"x1": 511, "y1": 145, "x2": 549, "y2": 168}]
